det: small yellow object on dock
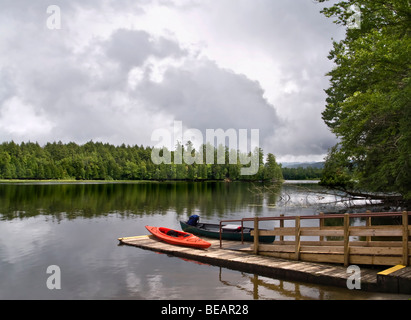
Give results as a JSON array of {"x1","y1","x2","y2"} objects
[{"x1": 377, "y1": 265, "x2": 406, "y2": 276}]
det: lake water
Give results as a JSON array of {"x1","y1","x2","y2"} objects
[{"x1": 0, "y1": 181, "x2": 408, "y2": 300}]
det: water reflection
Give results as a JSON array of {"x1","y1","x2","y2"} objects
[
  {"x1": 218, "y1": 269, "x2": 321, "y2": 300},
  {"x1": 0, "y1": 180, "x2": 389, "y2": 222},
  {"x1": 1, "y1": 181, "x2": 406, "y2": 300},
  {"x1": 0, "y1": 181, "x2": 280, "y2": 220},
  {"x1": 217, "y1": 268, "x2": 410, "y2": 300}
]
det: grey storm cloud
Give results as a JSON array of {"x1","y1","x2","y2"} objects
[
  {"x1": 136, "y1": 58, "x2": 280, "y2": 140},
  {"x1": 105, "y1": 29, "x2": 187, "y2": 70},
  {"x1": 0, "y1": 0, "x2": 343, "y2": 161}
]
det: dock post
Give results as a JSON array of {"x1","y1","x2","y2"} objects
[
  {"x1": 219, "y1": 221, "x2": 223, "y2": 249},
  {"x1": 295, "y1": 216, "x2": 301, "y2": 261},
  {"x1": 319, "y1": 212, "x2": 324, "y2": 242},
  {"x1": 241, "y1": 220, "x2": 244, "y2": 244},
  {"x1": 403, "y1": 211, "x2": 409, "y2": 266},
  {"x1": 254, "y1": 217, "x2": 259, "y2": 255},
  {"x1": 366, "y1": 210, "x2": 372, "y2": 243},
  {"x1": 279, "y1": 214, "x2": 284, "y2": 242},
  {"x1": 344, "y1": 213, "x2": 350, "y2": 267}
]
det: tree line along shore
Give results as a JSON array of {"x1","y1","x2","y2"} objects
[{"x1": 0, "y1": 140, "x2": 293, "y2": 182}]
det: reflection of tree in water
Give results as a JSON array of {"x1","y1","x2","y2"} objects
[
  {"x1": 1, "y1": 181, "x2": 399, "y2": 223},
  {"x1": 0, "y1": 181, "x2": 267, "y2": 220},
  {"x1": 218, "y1": 268, "x2": 325, "y2": 300},
  {"x1": 248, "y1": 182, "x2": 391, "y2": 213}
]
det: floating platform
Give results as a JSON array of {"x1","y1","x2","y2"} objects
[{"x1": 118, "y1": 235, "x2": 411, "y2": 294}]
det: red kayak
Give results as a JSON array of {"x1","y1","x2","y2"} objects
[{"x1": 145, "y1": 226, "x2": 211, "y2": 249}]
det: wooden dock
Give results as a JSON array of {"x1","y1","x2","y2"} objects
[{"x1": 118, "y1": 234, "x2": 411, "y2": 294}]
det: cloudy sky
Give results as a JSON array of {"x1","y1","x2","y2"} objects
[{"x1": 0, "y1": 0, "x2": 345, "y2": 162}]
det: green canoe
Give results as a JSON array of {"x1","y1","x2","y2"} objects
[{"x1": 180, "y1": 220, "x2": 275, "y2": 243}]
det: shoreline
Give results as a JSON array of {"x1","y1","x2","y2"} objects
[{"x1": 0, "y1": 179, "x2": 319, "y2": 185}]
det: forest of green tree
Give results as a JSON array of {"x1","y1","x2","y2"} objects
[
  {"x1": 281, "y1": 166, "x2": 323, "y2": 180},
  {"x1": 0, "y1": 140, "x2": 283, "y2": 182}
]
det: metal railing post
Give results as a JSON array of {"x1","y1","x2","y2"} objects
[
  {"x1": 344, "y1": 213, "x2": 350, "y2": 267},
  {"x1": 253, "y1": 216, "x2": 259, "y2": 255}
]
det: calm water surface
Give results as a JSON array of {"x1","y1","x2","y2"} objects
[{"x1": 0, "y1": 181, "x2": 408, "y2": 300}]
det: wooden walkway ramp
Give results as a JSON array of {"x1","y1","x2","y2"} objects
[{"x1": 118, "y1": 235, "x2": 411, "y2": 294}]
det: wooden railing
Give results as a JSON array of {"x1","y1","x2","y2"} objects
[{"x1": 220, "y1": 211, "x2": 411, "y2": 266}]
